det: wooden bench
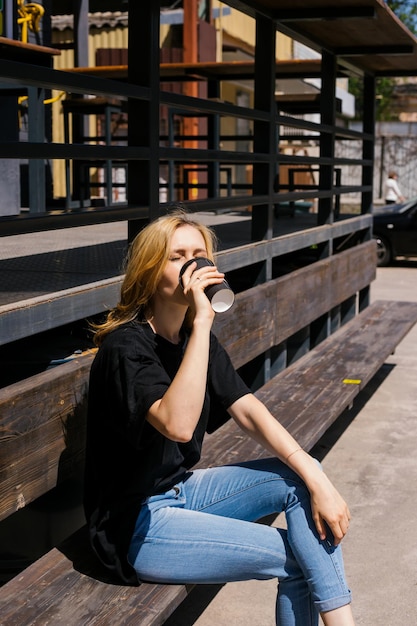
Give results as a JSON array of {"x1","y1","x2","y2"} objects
[{"x1": 1, "y1": 241, "x2": 417, "y2": 624}]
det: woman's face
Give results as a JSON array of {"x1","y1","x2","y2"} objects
[{"x1": 156, "y1": 224, "x2": 208, "y2": 305}]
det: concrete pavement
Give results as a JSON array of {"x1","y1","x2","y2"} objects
[{"x1": 165, "y1": 261, "x2": 417, "y2": 625}]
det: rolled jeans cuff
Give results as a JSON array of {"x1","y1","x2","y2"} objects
[{"x1": 315, "y1": 590, "x2": 352, "y2": 614}]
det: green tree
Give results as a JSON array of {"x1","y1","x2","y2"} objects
[
  {"x1": 349, "y1": 76, "x2": 396, "y2": 121},
  {"x1": 349, "y1": 2, "x2": 417, "y2": 120},
  {"x1": 387, "y1": 1, "x2": 417, "y2": 33}
]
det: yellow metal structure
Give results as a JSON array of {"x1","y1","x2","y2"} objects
[{"x1": 17, "y1": 0, "x2": 44, "y2": 43}]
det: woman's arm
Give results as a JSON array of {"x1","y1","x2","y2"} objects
[
  {"x1": 146, "y1": 263, "x2": 224, "y2": 443},
  {"x1": 228, "y1": 393, "x2": 351, "y2": 545},
  {"x1": 146, "y1": 317, "x2": 212, "y2": 442}
]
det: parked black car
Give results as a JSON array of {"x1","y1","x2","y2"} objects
[{"x1": 373, "y1": 198, "x2": 417, "y2": 266}]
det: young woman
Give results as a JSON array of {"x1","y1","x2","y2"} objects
[{"x1": 84, "y1": 209, "x2": 355, "y2": 626}]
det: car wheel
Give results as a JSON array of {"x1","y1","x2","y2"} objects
[{"x1": 373, "y1": 234, "x2": 392, "y2": 266}]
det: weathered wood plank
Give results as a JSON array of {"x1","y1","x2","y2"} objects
[
  {"x1": 273, "y1": 240, "x2": 376, "y2": 346},
  {"x1": 0, "y1": 351, "x2": 94, "y2": 436},
  {"x1": 0, "y1": 428, "x2": 85, "y2": 522},
  {"x1": 331, "y1": 239, "x2": 376, "y2": 305},
  {"x1": 0, "y1": 355, "x2": 92, "y2": 520},
  {"x1": 0, "y1": 535, "x2": 191, "y2": 626},
  {"x1": 213, "y1": 280, "x2": 277, "y2": 368},
  {"x1": 214, "y1": 240, "x2": 376, "y2": 367}
]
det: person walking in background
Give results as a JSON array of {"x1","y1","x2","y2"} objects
[{"x1": 384, "y1": 171, "x2": 405, "y2": 204}]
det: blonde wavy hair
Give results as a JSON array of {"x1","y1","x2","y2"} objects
[{"x1": 92, "y1": 209, "x2": 217, "y2": 346}]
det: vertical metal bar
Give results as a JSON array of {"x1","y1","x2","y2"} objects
[
  {"x1": 226, "y1": 168, "x2": 232, "y2": 196},
  {"x1": 4, "y1": 0, "x2": 17, "y2": 39},
  {"x1": 71, "y1": 0, "x2": 89, "y2": 204},
  {"x1": 28, "y1": 86, "x2": 45, "y2": 213},
  {"x1": 168, "y1": 110, "x2": 175, "y2": 201},
  {"x1": 318, "y1": 50, "x2": 337, "y2": 238},
  {"x1": 362, "y1": 74, "x2": 376, "y2": 216},
  {"x1": 184, "y1": 169, "x2": 190, "y2": 200},
  {"x1": 334, "y1": 167, "x2": 341, "y2": 218},
  {"x1": 0, "y1": 94, "x2": 20, "y2": 217},
  {"x1": 42, "y1": 0, "x2": 53, "y2": 48},
  {"x1": 105, "y1": 105, "x2": 113, "y2": 205},
  {"x1": 289, "y1": 168, "x2": 295, "y2": 215},
  {"x1": 63, "y1": 106, "x2": 72, "y2": 209},
  {"x1": 73, "y1": 0, "x2": 89, "y2": 67},
  {"x1": 252, "y1": 12, "x2": 276, "y2": 253},
  {"x1": 251, "y1": 14, "x2": 277, "y2": 385},
  {"x1": 183, "y1": 0, "x2": 199, "y2": 199},
  {"x1": 378, "y1": 135, "x2": 385, "y2": 198},
  {"x1": 360, "y1": 74, "x2": 376, "y2": 310},
  {"x1": 207, "y1": 80, "x2": 220, "y2": 199},
  {"x1": 128, "y1": 0, "x2": 161, "y2": 240}
]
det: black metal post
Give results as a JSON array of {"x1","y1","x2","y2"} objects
[
  {"x1": 128, "y1": 0, "x2": 161, "y2": 241},
  {"x1": 252, "y1": 13, "x2": 276, "y2": 250},
  {"x1": 28, "y1": 86, "x2": 45, "y2": 213},
  {"x1": 207, "y1": 79, "x2": 220, "y2": 199},
  {"x1": 318, "y1": 50, "x2": 337, "y2": 234},
  {"x1": 362, "y1": 73, "x2": 376, "y2": 215},
  {"x1": 73, "y1": 0, "x2": 89, "y2": 67},
  {"x1": 359, "y1": 73, "x2": 376, "y2": 310},
  {"x1": 71, "y1": 0, "x2": 89, "y2": 205}
]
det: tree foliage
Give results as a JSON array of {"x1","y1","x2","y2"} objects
[
  {"x1": 348, "y1": 2, "x2": 417, "y2": 121},
  {"x1": 349, "y1": 76, "x2": 396, "y2": 121},
  {"x1": 387, "y1": 1, "x2": 417, "y2": 33}
]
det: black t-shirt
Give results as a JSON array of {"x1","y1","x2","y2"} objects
[{"x1": 83, "y1": 321, "x2": 250, "y2": 584}]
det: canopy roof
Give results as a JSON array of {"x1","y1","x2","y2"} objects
[
  {"x1": 58, "y1": 1, "x2": 417, "y2": 78},
  {"x1": 226, "y1": 0, "x2": 417, "y2": 76}
]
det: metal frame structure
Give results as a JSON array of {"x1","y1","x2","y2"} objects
[{"x1": 2, "y1": 0, "x2": 417, "y2": 347}]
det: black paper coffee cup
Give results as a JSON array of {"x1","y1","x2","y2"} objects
[{"x1": 179, "y1": 257, "x2": 234, "y2": 313}]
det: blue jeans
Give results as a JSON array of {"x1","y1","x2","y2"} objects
[{"x1": 128, "y1": 458, "x2": 351, "y2": 625}]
